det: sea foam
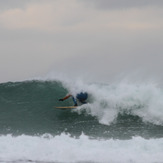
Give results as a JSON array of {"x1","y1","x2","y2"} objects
[
  {"x1": 61, "y1": 79, "x2": 163, "y2": 125},
  {"x1": 0, "y1": 133, "x2": 163, "y2": 163}
]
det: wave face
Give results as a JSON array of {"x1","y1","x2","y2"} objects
[{"x1": 0, "y1": 80, "x2": 163, "y2": 139}]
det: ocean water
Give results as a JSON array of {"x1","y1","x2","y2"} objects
[{"x1": 0, "y1": 78, "x2": 163, "y2": 163}]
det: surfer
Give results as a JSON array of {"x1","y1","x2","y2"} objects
[{"x1": 59, "y1": 92, "x2": 88, "y2": 106}]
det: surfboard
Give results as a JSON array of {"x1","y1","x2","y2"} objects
[{"x1": 55, "y1": 106, "x2": 77, "y2": 110}]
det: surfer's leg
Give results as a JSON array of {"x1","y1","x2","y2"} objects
[{"x1": 72, "y1": 96, "x2": 78, "y2": 106}]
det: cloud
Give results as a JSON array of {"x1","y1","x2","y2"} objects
[
  {"x1": 0, "y1": 2, "x2": 55, "y2": 31},
  {"x1": 0, "y1": 0, "x2": 89, "y2": 31},
  {"x1": 0, "y1": 0, "x2": 44, "y2": 11},
  {"x1": 0, "y1": 0, "x2": 162, "y2": 32},
  {"x1": 81, "y1": 0, "x2": 163, "y2": 10}
]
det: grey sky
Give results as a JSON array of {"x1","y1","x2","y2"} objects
[
  {"x1": 81, "y1": 0, "x2": 163, "y2": 9},
  {"x1": 0, "y1": 0, "x2": 163, "y2": 82}
]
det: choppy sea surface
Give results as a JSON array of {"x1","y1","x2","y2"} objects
[{"x1": 0, "y1": 79, "x2": 163, "y2": 163}]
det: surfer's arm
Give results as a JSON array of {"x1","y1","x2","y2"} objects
[{"x1": 59, "y1": 94, "x2": 72, "y2": 101}]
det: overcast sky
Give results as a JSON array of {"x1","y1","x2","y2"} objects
[{"x1": 0, "y1": 0, "x2": 163, "y2": 83}]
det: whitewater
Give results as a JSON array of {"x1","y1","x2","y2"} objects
[
  {"x1": 0, "y1": 76, "x2": 163, "y2": 163},
  {"x1": 0, "y1": 134, "x2": 163, "y2": 163}
]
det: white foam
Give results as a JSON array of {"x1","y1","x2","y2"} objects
[
  {"x1": 0, "y1": 134, "x2": 163, "y2": 163},
  {"x1": 63, "y1": 79, "x2": 163, "y2": 125}
]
